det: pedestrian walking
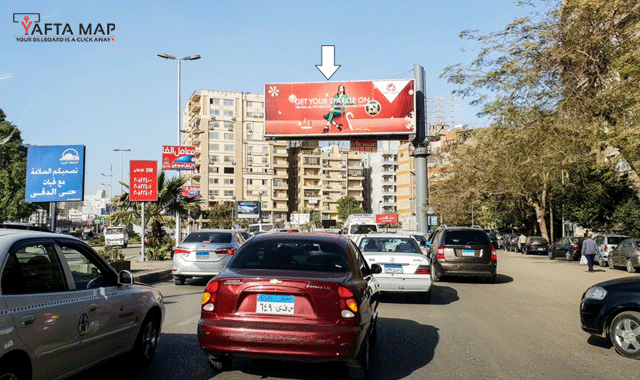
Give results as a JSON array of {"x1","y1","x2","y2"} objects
[
  {"x1": 518, "y1": 233, "x2": 527, "y2": 254},
  {"x1": 581, "y1": 231, "x2": 598, "y2": 272}
]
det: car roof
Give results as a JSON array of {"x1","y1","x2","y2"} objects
[{"x1": 247, "y1": 232, "x2": 351, "y2": 247}]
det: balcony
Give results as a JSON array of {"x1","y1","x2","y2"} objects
[
  {"x1": 273, "y1": 159, "x2": 289, "y2": 168},
  {"x1": 189, "y1": 102, "x2": 201, "y2": 113}
]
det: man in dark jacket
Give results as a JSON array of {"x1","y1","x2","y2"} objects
[{"x1": 582, "y1": 232, "x2": 598, "y2": 272}]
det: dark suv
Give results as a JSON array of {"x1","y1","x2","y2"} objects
[{"x1": 429, "y1": 227, "x2": 497, "y2": 283}]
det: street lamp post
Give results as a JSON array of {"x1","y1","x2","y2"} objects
[
  {"x1": 158, "y1": 52, "x2": 201, "y2": 245},
  {"x1": 101, "y1": 163, "x2": 113, "y2": 201},
  {"x1": 113, "y1": 149, "x2": 131, "y2": 195}
]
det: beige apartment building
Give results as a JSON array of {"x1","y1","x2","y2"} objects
[
  {"x1": 288, "y1": 145, "x2": 366, "y2": 225},
  {"x1": 182, "y1": 89, "x2": 289, "y2": 226}
]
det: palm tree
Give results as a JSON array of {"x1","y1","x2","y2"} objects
[{"x1": 111, "y1": 172, "x2": 200, "y2": 258}]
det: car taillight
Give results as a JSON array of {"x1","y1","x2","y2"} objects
[
  {"x1": 491, "y1": 247, "x2": 497, "y2": 262},
  {"x1": 338, "y1": 286, "x2": 357, "y2": 318},
  {"x1": 634, "y1": 250, "x2": 640, "y2": 256},
  {"x1": 202, "y1": 280, "x2": 220, "y2": 312},
  {"x1": 572, "y1": 244, "x2": 580, "y2": 251},
  {"x1": 215, "y1": 247, "x2": 236, "y2": 255},
  {"x1": 175, "y1": 248, "x2": 190, "y2": 255},
  {"x1": 437, "y1": 245, "x2": 445, "y2": 260},
  {"x1": 415, "y1": 266, "x2": 430, "y2": 274},
  {"x1": 604, "y1": 246, "x2": 608, "y2": 253}
]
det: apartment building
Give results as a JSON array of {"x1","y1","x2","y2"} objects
[
  {"x1": 182, "y1": 90, "x2": 289, "y2": 226},
  {"x1": 289, "y1": 144, "x2": 366, "y2": 224},
  {"x1": 364, "y1": 141, "x2": 399, "y2": 215}
]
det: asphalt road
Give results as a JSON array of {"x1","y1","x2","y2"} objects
[{"x1": 73, "y1": 249, "x2": 640, "y2": 380}]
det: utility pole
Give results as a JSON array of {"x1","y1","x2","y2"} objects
[{"x1": 413, "y1": 64, "x2": 430, "y2": 234}]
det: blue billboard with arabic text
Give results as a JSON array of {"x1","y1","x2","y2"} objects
[{"x1": 26, "y1": 145, "x2": 85, "y2": 202}]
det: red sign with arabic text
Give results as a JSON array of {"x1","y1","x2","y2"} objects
[
  {"x1": 130, "y1": 161, "x2": 157, "y2": 201},
  {"x1": 162, "y1": 145, "x2": 196, "y2": 170},
  {"x1": 376, "y1": 214, "x2": 398, "y2": 224}
]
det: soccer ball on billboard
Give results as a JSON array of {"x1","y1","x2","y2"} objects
[{"x1": 365, "y1": 100, "x2": 381, "y2": 116}]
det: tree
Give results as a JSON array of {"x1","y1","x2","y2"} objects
[
  {"x1": 337, "y1": 196, "x2": 363, "y2": 221},
  {"x1": 111, "y1": 172, "x2": 200, "y2": 259},
  {"x1": 0, "y1": 109, "x2": 38, "y2": 222},
  {"x1": 207, "y1": 202, "x2": 234, "y2": 229}
]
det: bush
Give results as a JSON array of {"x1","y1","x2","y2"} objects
[
  {"x1": 98, "y1": 244, "x2": 124, "y2": 262},
  {"x1": 145, "y1": 236, "x2": 175, "y2": 261}
]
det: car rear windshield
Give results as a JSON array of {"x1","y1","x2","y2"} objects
[
  {"x1": 106, "y1": 228, "x2": 124, "y2": 234},
  {"x1": 569, "y1": 237, "x2": 586, "y2": 244},
  {"x1": 607, "y1": 236, "x2": 627, "y2": 245},
  {"x1": 359, "y1": 237, "x2": 422, "y2": 254},
  {"x1": 444, "y1": 230, "x2": 490, "y2": 246},
  {"x1": 350, "y1": 224, "x2": 377, "y2": 234},
  {"x1": 183, "y1": 232, "x2": 232, "y2": 244},
  {"x1": 530, "y1": 237, "x2": 548, "y2": 243},
  {"x1": 229, "y1": 239, "x2": 349, "y2": 273}
]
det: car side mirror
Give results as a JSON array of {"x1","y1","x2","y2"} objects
[
  {"x1": 118, "y1": 270, "x2": 135, "y2": 285},
  {"x1": 370, "y1": 264, "x2": 383, "y2": 274}
]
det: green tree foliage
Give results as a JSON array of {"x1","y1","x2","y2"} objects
[
  {"x1": 337, "y1": 196, "x2": 363, "y2": 221},
  {"x1": 0, "y1": 109, "x2": 38, "y2": 222},
  {"x1": 207, "y1": 202, "x2": 234, "y2": 229},
  {"x1": 111, "y1": 172, "x2": 200, "y2": 259}
]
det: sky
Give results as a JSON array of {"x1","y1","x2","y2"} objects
[{"x1": 0, "y1": 0, "x2": 528, "y2": 197}]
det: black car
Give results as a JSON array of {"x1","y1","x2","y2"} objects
[
  {"x1": 548, "y1": 236, "x2": 586, "y2": 261},
  {"x1": 523, "y1": 236, "x2": 549, "y2": 255},
  {"x1": 428, "y1": 227, "x2": 497, "y2": 283},
  {"x1": 580, "y1": 278, "x2": 640, "y2": 359},
  {"x1": 608, "y1": 238, "x2": 640, "y2": 273}
]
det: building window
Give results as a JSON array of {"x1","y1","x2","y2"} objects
[
  {"x1": 210, "y1": 132, "x2": 219, "y2": 140},
  {"x1": 262, "y1": 157, "x2": 268, "y2": 164},
  {"x1": 247, "y1": 157, "x2": 253, "y2": 166},
  {"x1": 224, "y1": 178, "x2": 234, "y2": 185},
  {"x1": 224, "y1": 144, "x2": 234, "y2": 152},
  {"x1": 208, "y1": 155, "x2": 218, "y2": 164},
  {"x1": 223, "y1": 99, "x2": 234, "y2": 106},
  {"x1": 224, "y1": 133, "x2": 234, "y2": 140},
  {"x1": 224, "y1": 167, "x2": 234, "y2": 174},
  {"x1": 210, "y1": 178, "x2": 219, "y2": 185},
  {"x1": 209, "y1": 190, "x2": 219, "y2": 197},
  {"x1": 209, "y1": 109, "x2": 220, "y2": 116},
  {"x1": 246, "y1": 123, "x2": 253, "y2": 133},
  {"x1": 211, "y1": 98, "x2": 220, "y2": 105},
  {"x1": 209, "y1": 143, "x2": 219, "y2": 151},
  {"x1": 224, "y1": 110, "x2": 234, "y2": 117},
  {"x1": 208, "y1": 121, "x2": 219, "y2": 130},
  {"x1": 209, "y1": 167, "x2": 218, "y2": 174},
  {"x1": 224, "y1": 121, "x2": 234, "y2": 129},
  {"x1": 262, "y1": 145, "x2": 268, "y2": 154},
  {"x1": 223, "y1": 155, "x2": 234, "y2": 163},
  {"x1": 224, "y1": 190, "x2": 234, "y2": 197}
]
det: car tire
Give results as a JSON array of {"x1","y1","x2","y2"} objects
[
  {"x1": 174, "y1": 276, "x2": 185, "y2": 285},
  {"x1": 208, "y1": 356, "x2": 233, "y2": 371},
  {"x1": 627, "y1": 259, "x2": 636, "y2": 273},
  {"x1": 124, "y1": 243, "x2": 128, "y2": 248},
  {"x1": 599, "y1": 258, "x2": 607, "y2": 267},
  {"x1": 610, "y1": 311, "x2": 640, "y2": 359},
  {"x1": 0, "y1": 356, "x2": 28, "y2": 380},
  {"x1": 565, "y1": 251, "x2": 572, "y2": 261},
  {"x1": 347, "y1": 336, "x2": 371, "y2": 380},
  {"x1": 548, "y1": 251, "x2": 555, "y2": 260},
  {"x1": 131, "y1": 314, "x2": 159, "y2": 367}
]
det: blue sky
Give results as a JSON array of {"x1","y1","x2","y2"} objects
[{"x1": 1, "y1": 0, "x2": 528, "y2": 196}]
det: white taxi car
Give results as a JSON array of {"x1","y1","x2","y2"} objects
[
  {"x1": 355, "y1": 233, "x2": 432, "y2": 303},
  {"x1": 0, "y1": 230, "x2": 164, "y2": 380}
]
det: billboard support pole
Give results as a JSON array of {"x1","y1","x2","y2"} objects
[
  {"x1": 50, "y1": 202, "x2": 57, "y2": 232},
  {"x1": 140, "y1": 202, "x2": 146, "y2": 262},
  {"x1": 413, "y1": 64, "x2": 430, "y2": 234}
]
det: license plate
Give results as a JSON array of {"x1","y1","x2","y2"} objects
[
  {"x1": 196, "y1": 251, "x2": 209, "y2": 260},
  {"x1": 538, "y1": 247, "x2": 545, "y2": 251},
  {"x1": 256, "y1": 294, "x2": 295, "y2": 315},
  {"x1": 384, "y1": 264, "x2": 403, "y2": 274},
  {"x1": 462, "y1": 249, "x2": 475, "y2": 256}
]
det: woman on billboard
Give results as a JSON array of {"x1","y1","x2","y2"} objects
[{"x1": 322, "y1": 84, "x2": 352, "y2": 133}]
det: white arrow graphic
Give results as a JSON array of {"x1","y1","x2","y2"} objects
[{"x1": 316, "y1": 45, "x2": 341, "y2": 80}]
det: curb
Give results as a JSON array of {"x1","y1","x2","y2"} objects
[{"x1": 134, "y1": 270, "x2": 173, "y2": 284}]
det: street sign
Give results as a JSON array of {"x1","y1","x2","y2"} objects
[
  {"x1": 130, "y1": 161, "x2": 158, "y2": 201},
  {"x1": 25, "y1": 145, "x2": 85, "y2": 202},
  {"x1": 162, "y1": 145, "x2": 196, "y2": 170}
]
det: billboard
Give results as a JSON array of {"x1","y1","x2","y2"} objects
[
  {"x1": 26, "y1": 145, "x2": 85, "y2": 202},
  {"x1": 181, "y1": 185, "x2": 201, "y2": 199},
  {"x1": 236, "y1": 201, "x2": 260, "y2": 219},
  {"x1": 376, "y1": 214, "x2": 399, "y2": 224},
  {"x1": 130, "y1": 161, "x2": 158, "y2": 201},
  {"x1": 351, "y1": 139, "x2": 377, "y2": 153},
  {"x1": 265, "y1": 79, "x2": 415, "y2": 139},
  {"x1": 162, "y1": 145, "x2": 196, "y2": 170}
]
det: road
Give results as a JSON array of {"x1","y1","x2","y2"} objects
[{"x1": 73, "y1": 249, "x2": 639, "y2": 380}]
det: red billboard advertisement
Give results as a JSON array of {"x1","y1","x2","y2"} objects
[
  {"x1": 162, "y1": 145, "x2": 196, "y2": 170},
  {"x1": 265, "y1": 79, "x2": 415, "y2": 138},
  {"x1": 181, "y1": 185, "x2": 201, "y2": 199},
  {"x1": 376, "y1": 214, "x2": 399, "y2": 224},
  {"x1": 130, "y1": 161, "x2": 157, "y2": 201}
]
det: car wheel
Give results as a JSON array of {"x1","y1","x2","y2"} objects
[
  {"x1": 131, "y1": 314, "x2": 159, "y2": 366},
  {"x1": 174, "y1": 276, "x2": 185, "y2": 285},
  {"x1": 124, "y1": 243, "x2": 128, "y2": 248},
  {"x1": 208, "y1": 356, "x2": 233, "y2": 371},
  {"x1": 430, "y1": 268, "x2": 441, "y2": 282},
  {"x1": 0, "y1": 357, "x2": 28, "y2": 380},
  {"x1": 347, "y1": 336, "x2": 371, "y2": 380},
  {"x1": 548, "y1": 251, "x2": 555, "y2": 260},
  {"x1": 565, "y1": 251, "x2": 572, "y2": 261},
  {"x1": 627, "y1": 259, "x2": 637, "y2": 273},
  {"x1": 599, "y1": 258, "x2": 607, "y2": 267},
  {"x1": 610, "y1": 311, "x2": 640, "y2": 359}
]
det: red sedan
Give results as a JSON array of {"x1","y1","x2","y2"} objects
[{"x1": 198, "y1": 233, "x2": 382, "y2": 380}]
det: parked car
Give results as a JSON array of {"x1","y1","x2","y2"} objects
[
  {"x1": 523, "y1": 236, "x2": 549, "y2": 255},
  {"x1": 0, "y1": 229, "x2": 164, "y2": 380},
  {"x1": 487, "y1": 233, "x2": 500, "y2": 250},
  {"x1": 428, "y1": 227, "x2": 497, "y2": 283},
  {"x1": 594, "y1": 234, "x2": 628, "y2": 267},
  {"x1": 580, "y1": 278, "x2": 640, "y2": 359},
  {"x1": 608, "y1": 238, "x2": 640, "y2": 273},
  {"x1": 198, "y1": 233, "x2": 381, "y2": 380},
  {"x1": 356, "y1": 233, "x2": 432, "y2": 302},
  {"x1": 172, "y1": 229, "x2": 246, "y2": 285},
  {"x1": 548, "y1": 236, "x2": 586, "y2": 261}
]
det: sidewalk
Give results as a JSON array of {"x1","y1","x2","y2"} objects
[{"x1": 121, "y1": 244, "x2": 173, "y2": 284}]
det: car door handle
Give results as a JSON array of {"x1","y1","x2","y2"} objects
[
  {"x1": 88, "y1": 304, "x2": 98, "y2": 313},
  {"x1": 20, "y1": 315, "x2": 35, "y2": 327}
]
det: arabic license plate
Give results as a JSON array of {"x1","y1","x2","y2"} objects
[
  {"x1": 462, "y1": 249, "x2": 475, "y2": 257},
  {"x1": 196, "y1": 251, "x2": 209, "y2": 260},
  {"x1": 256, "y1": 294, "x2": 295, "y2": 315},
  {"x1": 538, "y1": 247, "x2": 546, "y2": 251},
  {"x1": 384, "y1": 264, "x2": 403, "y2": 274}
]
